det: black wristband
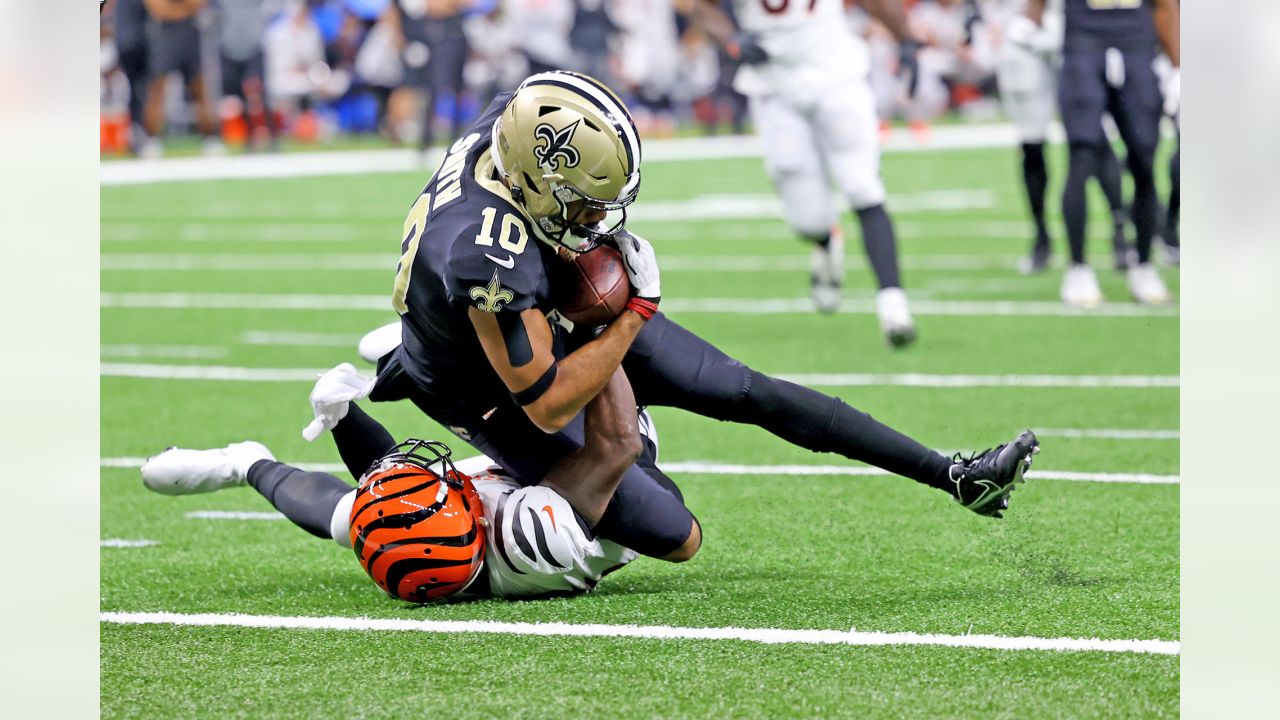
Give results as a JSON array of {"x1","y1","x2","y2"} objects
[{"x1": 512, "y1": 362, "x2": 558, "y2": 406}]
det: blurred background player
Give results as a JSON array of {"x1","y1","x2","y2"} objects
[
  {"x1": 104, "y1": 0, "x2": 155, "y2": 154},
  {"x1": 142, "y1": 0, "x2": 221, "y2": 156},
  {"x1": 218, "y1": 0, "x2": 280, "y2": 151},
  {"x1": 1031, "y1": 0, "x2": 1179, "y2": 307},
  {"x1": 993, "y1": 0, "x2": 1134, "y2": 276},
  {"x1": 696, "y1": 0, "x2": 923, "y2": 348}
]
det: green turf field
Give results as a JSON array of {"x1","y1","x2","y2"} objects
[{"x1": 101, "y1": 137, "x2": 1179, "y2": 718}]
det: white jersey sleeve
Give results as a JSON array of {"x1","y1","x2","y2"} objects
[
  {"x1": 470, "y1": 471, "x2": 637, "y2": 598},
  {"x1": 732, "y1": 0, "x2": 869, "y2": 98}
]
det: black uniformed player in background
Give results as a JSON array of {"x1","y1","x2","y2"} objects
[{"x1": 1033, "y1": 0, "x2": 1179, "y2": 307}]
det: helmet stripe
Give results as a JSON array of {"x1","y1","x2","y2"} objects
[{"x1": 522, "y1": 73, "x2": 641, "y2": 176}]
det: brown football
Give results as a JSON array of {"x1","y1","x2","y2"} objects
[{"x1": 559, "y1": 245, "x2": 631, "y2": 326}]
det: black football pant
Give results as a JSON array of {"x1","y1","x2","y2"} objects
[{"x1": 375, "y1": 313, "x2": 953, "y2": 559}]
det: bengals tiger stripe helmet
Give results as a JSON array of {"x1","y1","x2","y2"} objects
[{"x1": 349, "y1": 440, "x2": 486, "y2": 603}]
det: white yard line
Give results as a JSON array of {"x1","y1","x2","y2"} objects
[
  {"x1": 663, "y1": 297, "x2": 1179, "y2": 318},
  {"x1": 98, "y1": 610, "x2": 1176, "y2": 655},
  {"x1": 775, "y1": 373, "x2": 1179, "y2": 388},
  {"x1": 661, "y1": 462, "x2": 1178, "y2": 485},
  {"x1": 101, "y1": 456, "x2": 1177, "y2": 485},
  {"x1": 101, "y1": 344, "x2": 229, "y2": 360},
  {"x1": 240, "y1": 330, "x2": 363, "y2": 347},
  {"x1": 100, "y1": 292, "x2": 1178, "y2": 318},
  {"x1": 100, "y1": 124, "x2": 1040, "y2": 186},
  {"x1": 185, "y1": 511, "x2": 286, "y2": 521},
  {"x1": 100, "y1": 539, "x2": 158, "y2": 548},
  {"x1": 98, "y1": 363, "x2": 1178, "y2": 389},
  {"x1": 1034, "y1": 428, "x2": 1179, "y2": 440}
]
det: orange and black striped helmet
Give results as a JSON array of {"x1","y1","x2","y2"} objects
[{"x1": 349, "y1": 440, "x2": 486, "y2": 603}]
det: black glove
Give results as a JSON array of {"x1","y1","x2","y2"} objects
[
  {"x1": 727, "y1": 32, "x2": 769, "y2": 66},
  {"x1": 898, "y1": 38, "x2": 923, "y2": 98}
]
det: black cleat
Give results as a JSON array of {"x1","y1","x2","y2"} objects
[
  {"x1": 950, "y1": 430, "x2": 1040, "y2": 518},
  {"x1": 1113, "y1": 239, "x2": 1137, "y2": 271},
  {"x1": 1017, "y1": 242, "x2": 1051, "y2": 275}
]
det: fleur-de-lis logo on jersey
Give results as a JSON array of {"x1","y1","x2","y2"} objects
[
  {"x1": 469, "y1": 270, "x2": 515, "y2": 313},
  {"x1": 532, "y1": 120, "x2": 581, "y2": 172}
]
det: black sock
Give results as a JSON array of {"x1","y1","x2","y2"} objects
[
  {"x1": 1020, "y1": 142, "x2": 1050, "y2": 247},
  {"x1": 724, "y1": 371, "x2": 955, "y2": 494},
  {"x1": 1063, "y1": 143, "x2": 1103, "y2": 265},
  {"x1": 331, "y1": 403, "x2": 398, "y2": 482},
  {"x1": 1127, "y1": 146, "x2": 1159, "y2": 264},
  {"x1": 1096, "y1": 143, "x2": 1126, "y2": 214},
  {"x1": 1096, "y1": 144, "x2": 1131, "y2": 248},
  {"x1": 803, "y1": 232, "x2": 832, "y2": 249},
  {"x1": 247, "y1": 461, "x2": 353, "y2": 539},
  {"x1": 1166, "y1": 147, "x2": 1180, "y2": 246},
  {"x1": 855, "y1": 205, "x2": 902, "y2": 289}
]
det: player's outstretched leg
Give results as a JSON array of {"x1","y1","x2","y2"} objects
[
  {"x1": 626, "y1": 317, "x2": 1040, "y2": 517},
  {"x1": 143, "y1": 443, "x2": 355, "y2": 542},
  {"x1": 141, "y1": 441, "x2": 274, "y2": 495}
]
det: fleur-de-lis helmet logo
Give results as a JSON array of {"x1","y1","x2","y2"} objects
[{"x1": 532, "y1": 120, "x2": 582, "y2": 172}]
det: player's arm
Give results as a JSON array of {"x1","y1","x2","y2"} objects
[
  {"x1": 469, "y1": 306, "x2": 649, "y2": 434},
  {"x1": 689, "y1": 0, "x2": 768, "y2": 65},
  {"x1": 1025, "y1": 0, "x2": 1045, "y2": 23},
  {"x1": 862, "y1": 0, "x2": 927, "y2": 94},
  {"x1": 1152, "y1": 0, "x2": 1179, "y2": 66},
  {"x1": 861, "y1": 0, "x2": 915, "y2": 44},
  {"x1": 538, "y1": 367, "x2": 643, "y2": 525}
]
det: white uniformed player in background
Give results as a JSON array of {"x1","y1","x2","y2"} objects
[{"x1": 694, "y1": 0, "x2": 925, "y2": 348}]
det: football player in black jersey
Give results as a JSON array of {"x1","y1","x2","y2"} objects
[
  {"x1": 347, "y1": 72, "x2": 1040, "y2": 563},
  {"x1": 1029, "y1": 0, "x2": 1179, "y2": 306}
]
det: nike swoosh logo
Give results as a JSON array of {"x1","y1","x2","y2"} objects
[
  {"x1": 485, "y1": 253, "x2": 515, "y2": 269},
  {"x1": 541, "y1": 504, "x2": 558, "y2": 533}
]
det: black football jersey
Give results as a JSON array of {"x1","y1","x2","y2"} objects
[
  {"x1": 1063, "y1": 0, "x2": 1157, "y2": 53},
  {"x1": 392, "y1": 94, "x2": 571, "y2": 424}
]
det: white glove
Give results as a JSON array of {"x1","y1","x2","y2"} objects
[
  {"x1": 301, "y1": 362, "x2": 377, "y2": 442},
  {"x1": 1162, "y1": 66, "x2": 1180, "y2": 118},
  {"x1": 615, "y1": 230, "x2": 661, "y2": 301}
]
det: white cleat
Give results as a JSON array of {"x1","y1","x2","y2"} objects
[
  {"x1": 1127, "y1": 263, "x2": 1171, "y2": 304},
  {"x1": 358, "y1": 321, "x2": 403, "y2": 364},
  {"x1": 809, "y1": 229, "x2": 845, "y2": 314},
  {"x1": 1060, "y1": 264, "x2": 1104, "y2": 308},
  {"x1": 141, "y1": 442, "x2": 274, "y2": 496},
  {"x1": 876, "y1": 286, "x2": 917, "y2": 348}
]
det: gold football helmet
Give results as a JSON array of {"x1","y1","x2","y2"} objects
[{"x1": 491, "y1": 71, "x2": 642, "y2": 251}]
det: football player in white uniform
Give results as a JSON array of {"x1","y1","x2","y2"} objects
[
  {"x1": 696, "y1": 0, "x2": 922, "y2": 347},
  {"x1": 140, "y1": 363, "x2": 662, "y2": 602}
]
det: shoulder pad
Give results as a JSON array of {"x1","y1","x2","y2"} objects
[{"x1": 442, "y1": 222, "x2": 543, "y2": 314}]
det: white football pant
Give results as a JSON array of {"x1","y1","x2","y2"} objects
[{"x1": 748, "y1": 81, "x2": 887, "y2": 238}]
